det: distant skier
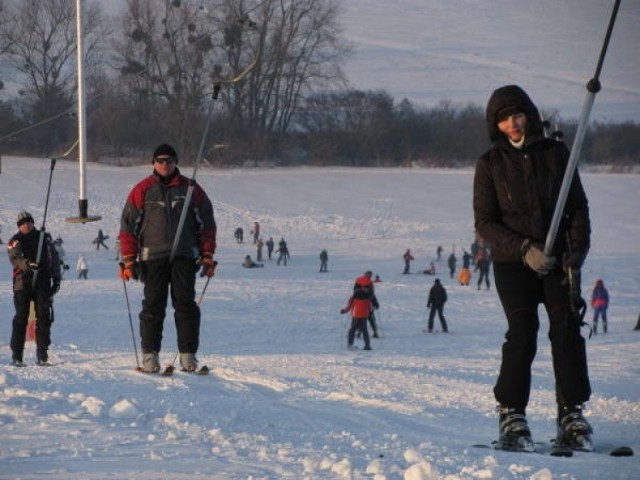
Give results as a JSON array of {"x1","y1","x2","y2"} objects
[
  {"x1": 256, "y1": 238, "x2": 264, "y2": 261},
  {"x1": 93, "y1": 229, "x2": 110, "y2": 250},
  {"x1": 447, "y1": 252, "x2": 457, "y2": 279},
  {"x1": 403, "y1": 248, "x2": 414, "y2": 274},
  {"x1": 422, "y1": 261, "x2": 436, "y2": 275},
  {"x1": 475, "y1": 251, "x2": 491, "y2": 290},
  {"x1": 590, "y1": 279, "x2": 609, "y2": 334},
  {"x1": 266, "y1": 237, "x2": 274, "y2": 260},
  {"x1": 234, "y1": 227, "x2": 244, "y2": 244},
  {"x1": 251, "y1": 221, "x2": 260, "y2": 244},
  {"x1": 436, "y1": 245, "x2": 443, "y2": 261},
  {"x1": 319, "y1": 249, "x2": 328, "y2": 272},
  {"x1": 77, "y1": 255, "x2": 88, "y2": 279},
  {"x1": 425, "y1": 278, "x2": 448, "y2": 333},
  {"x1": 341, "y1": 284, "x2": 372, "y2": 351},
  {"x1": 242, "y1": 255, "x2": 263, "y2": 268},
  {"x1": 276, "y1": 238, "x2": 289, "y2": 266},
  {"x1": 353, "y1": 270, "x2": 380, "y2": 338}
]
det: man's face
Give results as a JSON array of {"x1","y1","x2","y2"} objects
[
  {"x1": 153, "y1": 155, "x2": 177, "y2": 177},
  {"x1": 18, "y1": 220, "x2": 34, "y2": 234},
  {"x1": 497, "y1": 112, "x2": 527, "y2": 142}
]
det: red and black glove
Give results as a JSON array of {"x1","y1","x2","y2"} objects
[
  {"x1": 119, "y1": 255, "x2": 139, "y2": 281},
  {"x1": 199, "y1": 253, "x2": 217, "y2": 278}
]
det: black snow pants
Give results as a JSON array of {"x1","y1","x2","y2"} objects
[
  {"x1": 11, "y1": 284, "x2": 53, "y2": 360},
  {"x1": 493, "y1": 262, "x2": 591, "y2": 411},
  {"x1": 139, "y1": 256, "x2": 200, "y2": 354}
]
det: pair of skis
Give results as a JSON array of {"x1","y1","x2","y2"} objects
[
  {"x1": 135, "y1": 364, "x2": 210, "y2": 376},
  {"x1": 473, "y1": 441, "x2": 633, "y2": 458}
]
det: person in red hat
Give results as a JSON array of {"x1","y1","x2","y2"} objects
[{"x1": 118, "y1": 144, "x2": 217, "y2": 373}]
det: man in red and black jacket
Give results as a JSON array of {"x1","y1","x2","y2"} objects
[{"x1": 119, "y1": 144, "x2": 217, "y2": 373}]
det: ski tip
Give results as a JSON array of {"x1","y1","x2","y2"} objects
[
  {"x1": 550, "y1": 448, "x2": 574, "y2": 457},
  {"x1": 610, "y1": 446, "x2": 634, "y2": 457}
]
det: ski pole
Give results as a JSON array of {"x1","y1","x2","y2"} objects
[
  {"x1": 544, "y1": 0, "x2": 621, "y2": 255},
  {"x1": 170, "y1": 18, "x2": 262, "y2": 262},
  {"x1": 121, "y1": 273, "x2": 142, "y2": 371}
]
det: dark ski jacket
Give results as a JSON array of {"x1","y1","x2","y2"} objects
[
  {"x1": 473, "y1": 85, "x2": 590, "y2": 263},
  {"x1": 7, "y1": 228, "x2": 61, "y2": 291},
  {"x1": 427, "y1": 281, "x2": 447, "y2": 308},
  {"x1": 119, "y1": 168, "x2": 216, "y2": 261}
]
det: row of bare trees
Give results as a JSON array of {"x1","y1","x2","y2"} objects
[{"x1": 1, "y1": 0, "x2": 638, "y2": 167}]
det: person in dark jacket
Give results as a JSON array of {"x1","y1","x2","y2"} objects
[
  {"x1": 403, "y1": 248, "x2": 414, "y2": 274},
  {"x1": 93, "y1": 229, "x2": 109, "y2": 250},
  {"x1": 266, "y1": 237, "x2": 274, "y2": 260},
  {"x1": 234, "y1": 227, "x2": 243, "y2": 244},
  {"x1": 425, "y1": 278, "x2": 448, "y2": 333},
  {"x1": 119, "y1": 144, "x2": 217, "y2": 374},
  {"x1": 7, "y1": 211, "x2": 61, "y2": 366},
  {"x1": 319, "y1": 249, "x2": 328, "y2": 272},
  {"x1": 447, "y1": 252, "x2": 456, "y2": 278},
  {"x1": 475, "y1": 250, "x2": 491, "y2": 290},
  {"x1": 590, "y1": 279, "x2": 609, "y2": 334},
  {"x1": 473, "y1": 85, "x2": 592, "y2": 451}
]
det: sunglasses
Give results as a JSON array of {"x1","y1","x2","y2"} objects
[{"x1": 154, "y1": 156, "x2": 176, "y2": 164}]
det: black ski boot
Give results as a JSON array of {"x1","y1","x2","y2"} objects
[
  {"x1": 495, "y1": 406, "x2": 534, "y2": 452},
  {"x1": 556, "y1": 404, "x2": 593, "y2": 451}
]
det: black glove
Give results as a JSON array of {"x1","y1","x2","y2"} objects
[
  {"x1": 51, "y1": 278, "x2": 61, "y2": 296},
  {"x1": 563, "y1": 251, "x2": 586, "y2": 271}
]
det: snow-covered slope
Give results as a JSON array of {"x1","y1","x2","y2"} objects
[
  {"x1": 341, "y1": 0, "x2": 640, "y2": 122},
  {"x1": 0, "y1": 157, "x2": 638, "y2": 479}
]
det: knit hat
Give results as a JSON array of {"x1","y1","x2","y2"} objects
[
  {"x1": 152, "y1": 143, "x2": 178, "y2": 164},
  {"x1": 17, "y1": 210, "x2": 34, "y2": 227},
  {"x1": 495, "y1": 105, "x2": 524, "y2": 123}
]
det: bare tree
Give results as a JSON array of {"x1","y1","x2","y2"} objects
[
  {"x1": 0, "y1": 0, "x2": 108, "y2": 153},
  {"x1": 113, "y1": 0, "x2": 225, "y2": 157},
  {"x1": 209, "y1": 0, "x2": 349, "y2": 162}
]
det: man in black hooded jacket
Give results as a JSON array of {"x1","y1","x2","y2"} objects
[{"x1": 473, "y1": 85, "x2": 592, "y2": 452}]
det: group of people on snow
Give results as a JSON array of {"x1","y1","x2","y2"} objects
[{"x1": 5, "y1": 85, "x2": 635, "y2": 454}]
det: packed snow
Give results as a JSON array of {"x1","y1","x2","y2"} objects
[{"x1": 0, "y1": 156, "x2": 638, "y2": 479}]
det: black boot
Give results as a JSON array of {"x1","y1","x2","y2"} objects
[
  {"x1": 556, "y1": 404, "x2": 593, "y2": 451},
  {"x1": 496, "y1": 406, "x2": 534, "y2": 451}
]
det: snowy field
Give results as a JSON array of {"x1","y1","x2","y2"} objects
[
  {"x1": 96, "y1": 0, "x2": 640, "y2": 122},
  {"x1": 341, "y1": 0, "x2": 640, "y2": 122},
  {"x1": 0, "y1": 156, "x2": 638, "y2": 479}
]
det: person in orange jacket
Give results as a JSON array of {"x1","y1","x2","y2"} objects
[
  {"x1": 353, "y1": 270, "x2": 380, "y2": 338},
  {"x1": 341, "y1": 284, "x2": 373, "y2": 350}
]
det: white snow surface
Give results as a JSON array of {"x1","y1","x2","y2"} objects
[
  {"x1": 341, "y1": 0, "x2": 640, "y2": 122},
  {"x1": 0, "y1": 156, "x2": 639, "y2": 479}
]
